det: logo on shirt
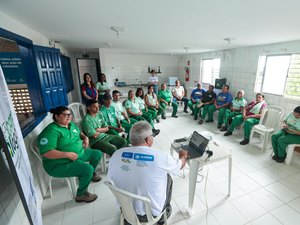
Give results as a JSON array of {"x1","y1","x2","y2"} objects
[
  {"x1": 121, "y1": 165, "x2": 130, "y2": 172},
  {"x1": 73, "y1": 129, "x2": 78, "y2": 133},
  {"x1": 40, "y1": 138, "x2": 48, "y2": 145},
  {"x1": 122, "y1": 158, "x2": 131, "y2": 163},
  {"x1": 134, "y1": 153, "x2": 154, "y2": 161}
]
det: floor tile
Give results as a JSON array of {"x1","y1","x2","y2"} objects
[
  {"x1": 265, "y1": 182, "x2": 298, "y2": 203},
  {"x1": 250, "y1": 213, "x2": 282, "y2": 225},
  {"x1": 270, "y1": 205, "x2": 300, "y2": 225}
]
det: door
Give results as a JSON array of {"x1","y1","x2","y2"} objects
[{"x1": 77, "y1": 58, "x2": 100, "y2": 85}]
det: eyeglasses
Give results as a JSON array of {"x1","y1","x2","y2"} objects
[{"x1": 61, "y1": 113, "x2": 72, "y2": 117}]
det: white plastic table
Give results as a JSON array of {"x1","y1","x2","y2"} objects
[{"x1": 170, "y1": 138, "x2": 232, "y2": 216}]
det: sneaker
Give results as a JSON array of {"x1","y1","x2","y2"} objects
[
  {"x1": 240, "y1": 138, "x2": 249, "y2": 145},
  {"x1": 272, "y1": 155, "x2": 279, "y2": 160},
  {"x1": 92, "y1": 172, "x2": 102, "y2": 182},
  {"x1": 152, "y1": 129, "x2": 160, "y2": 136},
  {"x1": 198, "y1": 119, "x2": 204, "y2": 125},
  {"x1": 184, "y1": 110, "x2": 188, "y2": 113},
  {"x1": 217, "y1": 124, "x2": 222, "y2": 129},
  {"x1": 75, "y1": 191, "x2": 98, "y2": 203},
  {"x1": 172, "y1": 115, "x2": 178, "y2": 118},
  {"x1": 206, "y1": 119, "x2": 213, "y2": 123},
  {"x1": 156, "y1": 118, "x2": 160, "y2": 123},
  {"x1": 224, "y1": 131, "x2": 232, "y2": 136},
  {"x1": 275, "y1": 157, "x2": 285, "y2": 163},
  {"x1": 220, "y1": 125, "x2": 227, "y2": 131},
  {"x1": 162, "y1": 114, "x2": 166, "y2": 120}
]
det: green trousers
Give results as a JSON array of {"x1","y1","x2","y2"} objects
[
  {"x1": 43, "y1": 148, "x2": 102, "y2": 196},
  {"x1": 130, "y1": 113, "x2": 154, "y2": 128},
  {"x1": 91, "y1": 134, "x2": 127, "y2": 156},
  {"x1": 272, "y1": 129, "x2": 300, "y2": 159},
  {"x1": 187, "y1": 100, "x2": 198, "y2": 115},
  {"x1": 223, "y1": 110, "x2": 241, "y2": 125},
  {"x1": 120, "y1": 118, "x2": 138, "y2": 133},
  {"x1": 227, "y1": 115, "x2": 259, "y2": 139},
  {"x1": 160, "y1": 101, "x2": 178, "y2": 116},
  {"x1": 198, "y1": 104, "x2": 211, "y2": 120},
  {"x1": 207, "y1": 105, "x2": 227, "y2": 125},
  {"x1": 148, "y1": 106, "x2": 164, "y2": 118}
]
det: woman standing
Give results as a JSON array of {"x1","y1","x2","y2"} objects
[
  {"x1": 272, "y1": 106, "x2": 300, "y2": 163},
  {"x1": 145, "y1": 85, "x2": 165, "y2": 120},
  {"x1": 81, "y1": 73, "x2": 98, "y2": 105},
  {"x1": 96, "y1": 73, "x2": 110, "y2": 105},
  {"x1": 38, "y1": 106, "x2": 102, "y2": 203}
]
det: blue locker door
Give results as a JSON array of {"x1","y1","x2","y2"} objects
[{"x1": 33, "y1": 45, "x2": 68, "y2": 111}]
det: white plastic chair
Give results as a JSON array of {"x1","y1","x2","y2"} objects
[
  {"x1": 104, "y1": 181, "x2": 168, "y2": 225},
  {"x1": 30, "y1": 137, "x2": 77, "y2": 198},
  {"x1": 68, "y1": 102, "x2": 86, "y2": 126},
  {"x1": 249, "y1": 106, "x2": 284, "y2": 152},
  {"x1": 285, "y1": 144, "x2": 300, "y2": 165}
]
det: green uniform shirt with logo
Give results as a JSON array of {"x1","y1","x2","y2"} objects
[
  {"x1": 38, "y1": 122, "x2": 84, "y2": 165},
  {"x1": 111, "y1": 101, "x2": 125, "y2": 120},
  {"x1": 158, "y1": 89, "x2": 172, "y2": 102},
  {"x1": 96, "y1": 82, "x2": 110, "y2": 95},
  {"x1": 135, "y1": 97, "x2": 145, "y2": 110},
  {"x1": 100, "y1": 105, "x2": 118, "y2": 127},
  {"x1": 81, "y1": 112, "x2": 109, "y2": 146},
  {"x1": 125, "y1": 98, "x2": 141, "y2": 113},
  {"x1": 232, "y1": 97, "x2": 246, "y2": 110}
]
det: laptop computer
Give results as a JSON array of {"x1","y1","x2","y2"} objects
[{"x1": 175, "y1": 131, "x2": 209, "y2": 159}]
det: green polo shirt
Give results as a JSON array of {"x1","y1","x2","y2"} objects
[
  {"x1": 135, "y1": 97, "x2": 145, "y2": 110},
  {"x1": 38, "y1": 122, "x2": 84, "y2": 164},
  {"x1": 232, "y1": 97, "x2": 246, "y2": 110},
  {"x1": 81, "y1": 112, "x2": 108, "y2": 146},
  {"x1": 285, "y1": 112, "x2": 300, "y2": 131},
  {"x1": 96, "y1": 82, "x2": 110, "y2": 95},
  {"x1": 158, "y1": 89, "x2": 172, "y2": 102},
  {"x1": 100, "y1": 105, "x2": 118, "y2": 127},
  {"x1": 125, "y1": 98, "x2": 141, "y2": 113},
  {"x1": 111, "y1": 101, "x2": 125, "y2": 120}
]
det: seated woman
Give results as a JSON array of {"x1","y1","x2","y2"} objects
[
  {"x1": 135, "y1": 88, "x2": 157, "y2": 122},
  {"x1": 145, "y1": 85, "x2": 165, "y2": 120},
  {"x1": 158, "y1": 83, "x2": 178, "y2": 118},
  {"x1": 81, "y1": 99, "x2": 127, "y2": 156},
  {"x1": 224, "y1": 93, "x2": 267, "y2": 145},
  {"x1": 220, "y1": 90, "x2": 247, "y2": 131},
  {"x1": 271, "y1": 106, "x2": 300, "y2": 163},
  {"x1": 38, "y1": 106, "x2": 102, "y2": 203},
  {"x1": 125, "y1": 90, "x2": 160, "y2": 136},
  {"x1": 81, "y1": 73, "x2": 98, "y2": 105}
]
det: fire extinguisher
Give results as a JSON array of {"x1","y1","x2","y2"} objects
[{"x1": 184, "y1": 66, "x2": 190, "y2": 82}]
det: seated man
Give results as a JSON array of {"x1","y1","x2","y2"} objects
[
  {"x1": 38, "y1": 106, "x2": 102, "y2": 203},
  {"x1": 198, "y1": 84, "x2": 216, "y2": 124},
  {"x1": 271, "y1": 106, "x2": 300, "y2": 163},
  {"x1": 207, "y1": 84, "x2": 233, "y2": 128},
  {"x1": 111, "y1": 90, "x2": 138, "y2": 132},
  {"x1": 224, "y1": 93, "x2": 267, "y2": 145},
  {"x1": 158, "y1": 83, "x2": 178, "y2": 118},
  {"x1": 108, "y1": 121, "x2": 187, "y2": 225},
  {"x1": 187, "y1": 82, "x2": 206, "y2": 119},
  {"x1": 81, "y1": 99, "x2": 127, "y2": 156},
  {"x1": 172, "y1": 80, "x2": 189, "y2": 113},
  {"x1": 220, "y1": 90, "x2": 246, "y2": 131}
]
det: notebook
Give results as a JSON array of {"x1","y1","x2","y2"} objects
[{"x1": 175, "y1": 131, "x2": 209, "y2": 159}]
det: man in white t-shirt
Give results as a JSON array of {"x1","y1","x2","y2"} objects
[
  {"x1": 108, "y1": 121, "x2": 187, "y2": 225},
  {"x1": 172, "y1": 80, "x2": 189, "y2": 113}
]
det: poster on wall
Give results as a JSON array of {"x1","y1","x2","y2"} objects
[{"x1": 0, "y1": 65, "x2": 42, "y2": 225}]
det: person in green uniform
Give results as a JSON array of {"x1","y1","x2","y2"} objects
[
  {"x1": 96, "y1": 73, "x2": 110, "y2": 105},
  {"x1": 271, "y1": 106, "x2": 300, "y2": 163},
  {"x1": 220, "y1": 90, "x2": 246, "y2": 131},
  {"x1": 111, "y1": 90, "x2": 138, "y2": 133},
  {"x1": 81, "y1": 99, "x2": 127, "y2": 156},
  {"x1": 158, "y1": 83, "x2": 178, "y2": 118},
  {"x1": 135, "y1": 88, "x2": 157, "y2": 122},
  {"x1": 125, "y1": 90, "x2": 160, "y2": 136},
  {"x1": 38, "y1": 106, "x2": 102, "y2": 203},
  {"x1": 145, "y1": 85, "x2": 165, "y2": 120}
]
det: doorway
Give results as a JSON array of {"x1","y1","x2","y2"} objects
[{"x1": 77, "y1": 58, "x2": 101, "y2": 85}]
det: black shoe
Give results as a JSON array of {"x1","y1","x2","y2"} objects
[
  {"x1": 194, "y1": 116, "x2": 198, "y2": 120},
  {"x1": 184, "y1": 110, "x2": 188, "y2": 113},
  {"x1": 224, "y1": 131, "x2": 232, "y2": 136},
  {"x1": 272, "y1": 155, "x2": 279, "y2": 160},
  {"x1": 217, "y1": 124, "x2": 222, "y2": 129},
  {"x1": 240, "y1": 138, "x2": 249, "y2": 145},
  {"x1": 156, "y1": 118, "x2": 160, "y2": 123},
  {"x1": 220, "y1": 125, "x2": 227, "y2": 131},
  {"x1": 206, "y1": 119, "x2": 214, "y2": 123},
  {"x1": 198, "y1": 119, "x2": 204, "y2": 125},
  {"x1": 172, "y1": 115, "x2": 178, "y2": 118},
  {"x1": 152, "y1": 129, "x2": 160, "y2": 136},
  {"x1": 191, "y1": 112, "x2": 194, "y2": 115},
  {"x1": 275, "y1": 157, "x2": 285, "y2": 163},
  {"x1": 162, "y1": 115, "x2": 166, "y2": 120}
]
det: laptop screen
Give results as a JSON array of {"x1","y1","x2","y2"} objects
[{"x1": 189, "y1": 131, "x2": 209, "y2": 150}]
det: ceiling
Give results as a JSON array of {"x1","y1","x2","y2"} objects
[{"x1": 1, "y1": 0, "x2": 300, "y2": 55}]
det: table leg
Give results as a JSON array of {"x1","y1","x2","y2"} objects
[
  {"x1": 188, "y1": 159, "x2": 200, "y2": 210},
  {"x1": 228, "y1": 156, "x2": 232, "y2": 196}
]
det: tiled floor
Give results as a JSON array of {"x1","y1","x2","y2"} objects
[{"x1": 42, "y1": 110, "x2": 300, "y2": 225}]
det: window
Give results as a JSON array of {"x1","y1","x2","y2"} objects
[
  {"x1": 255, "y1": 54, "x2": 300, "y2": 98},
  {"x1": 200, "y1": 58, "x2": 221, "y2": 84}
]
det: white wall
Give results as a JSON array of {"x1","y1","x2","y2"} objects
[
  {"x1": 99, "y1": 50, "x2": 181, "y2": 87},
  {"x1": 180, "y1": 40, "x2": 300, "y2": 116}
]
